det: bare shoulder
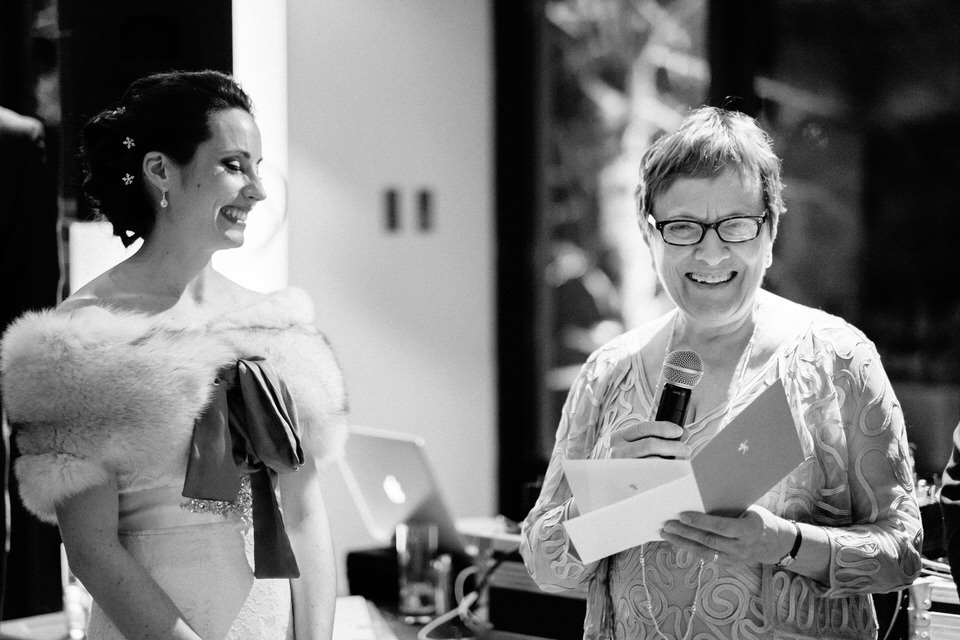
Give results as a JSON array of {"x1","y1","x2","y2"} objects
[
  {"x1": 61, "y1": 266, "x2": 180, "y2": 317},
  {"x1": 207, "y1": 270, "x2": 267, "y2": 309},
  {"x1": 58, "y1": 270, "x2": 124, "y2": 313}
]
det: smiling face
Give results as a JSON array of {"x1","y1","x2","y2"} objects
[
  {"x1": 644, "y1": 167, "x2": 772, "y2": 333},
  {"x1": 167, "y1": 108, "x2": 266, "y2": 251}
]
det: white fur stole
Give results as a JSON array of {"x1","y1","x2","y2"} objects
[{"x1": 0, "y1": 287, "x2": 348, "y2": 523}]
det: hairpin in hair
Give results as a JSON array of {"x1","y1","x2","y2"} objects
[
  {"x1": 122, "y1": 173, "x2": 135, "y2": 186},
  {"x1": 123, "y1": 137, "x2": 135, "y2": 149},
  {"x1": 114, "y1": 106, "x2": 126, "y2": 115}
]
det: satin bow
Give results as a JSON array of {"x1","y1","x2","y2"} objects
[{"x1": 182, "y1": 358, "x2": 304, "y2": 578}]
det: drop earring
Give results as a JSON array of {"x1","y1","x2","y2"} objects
[{"x1": 160, "y1": 189, "x2": 168, "y2": 209}]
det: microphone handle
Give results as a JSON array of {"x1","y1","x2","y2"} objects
[{"x1": 655, "y1": 382, "x2": 691, "y2": 430}]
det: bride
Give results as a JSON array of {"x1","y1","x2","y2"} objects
[{"x1": 1, "y1": 70, "x2": 347, "y2": 639}]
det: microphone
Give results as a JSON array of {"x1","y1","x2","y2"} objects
[{"x1": 655, "y1": 349, "x2": 704, "y2": 427}]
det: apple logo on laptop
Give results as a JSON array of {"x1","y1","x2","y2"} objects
[{"x1": 383, "y1": 474, "x2": 407, "y2": 505}]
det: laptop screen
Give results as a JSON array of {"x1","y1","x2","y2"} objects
[{"x1": 340, "y1": 426, "x2": 467, "y2": 555}]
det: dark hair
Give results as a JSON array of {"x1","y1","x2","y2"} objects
[
  {"x1": 80, "y1": 70, "x2": 254, "y2": 246},
  {"x1": 635, "y1": 106, "x2": 786, "y2": 240}
]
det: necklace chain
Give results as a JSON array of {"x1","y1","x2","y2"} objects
[
  {"x1": 641, "y1": 551, "x2": 704, "y2": 640},
  {"x1": 641, "y1": 301, "x2": 761, "y2": 638}
]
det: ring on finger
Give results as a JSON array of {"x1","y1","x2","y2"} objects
[{"x1": 711, "y1": 551, "x2": 719, "y2": 564}]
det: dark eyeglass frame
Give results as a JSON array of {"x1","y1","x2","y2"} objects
[{"x1": 646, "y1": 212, "x2": 768, "y2": 246}]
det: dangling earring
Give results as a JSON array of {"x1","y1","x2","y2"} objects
[
  {"x1": 764, "y1": 251, "x2": 773, "y2": 268},
  {"x1": 160, "y1": 188, "x2": 168, "y2": 209}
]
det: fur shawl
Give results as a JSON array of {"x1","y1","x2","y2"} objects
[{"x1": 0, "y1": 287, "x2": 348, "y2": 523}]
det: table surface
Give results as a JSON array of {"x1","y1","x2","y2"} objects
[
  {"x1": 0, "y1": 611, "x2": 65, "y2": 640},
  {"x1": 0, "y1": 597, "x2": 548, "y2": 640}
]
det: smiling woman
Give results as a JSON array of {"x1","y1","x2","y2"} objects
[
  {"x1": 144, "y1": 106, "x2": 266, "y2": 253},
  {"x1": 520, "y1": 106, "x2": 922, "y2": 640},
  {"x1": 644, "y1": 168, "x2": 771, "y2": 336},
  {"x1": 0, "y1": 70, "x2": 347, "y2": 640}
]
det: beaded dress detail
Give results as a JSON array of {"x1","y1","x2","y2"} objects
[{"x1": 181, "y1": 474, "x2": 254, "y2": 529}]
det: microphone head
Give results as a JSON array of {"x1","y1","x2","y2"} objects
[{"x1": 663, "y1": 349, "x2": 704, "y2": 389}]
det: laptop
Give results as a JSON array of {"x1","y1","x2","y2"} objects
[{"x1": 339, "y1": 425, "x2": 470, "y2": 556}]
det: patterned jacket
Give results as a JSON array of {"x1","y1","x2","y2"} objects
[{"x1": 521, "y1": 293, "x2": 922, "y2": 640}]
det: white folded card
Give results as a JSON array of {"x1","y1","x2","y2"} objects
[{"x1": 563, "y1": 379, "x2": 804, "y2": 564}]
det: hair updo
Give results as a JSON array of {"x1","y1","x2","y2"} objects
[{"x1": 79, "y1": 70, "x2": 254, "y2": 246}]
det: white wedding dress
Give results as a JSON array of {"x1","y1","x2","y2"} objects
[{"x1": 86, "y1": 482, "x2": 294, "y2": 639}]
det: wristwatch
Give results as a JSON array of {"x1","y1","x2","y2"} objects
[{"x1": 775, "y1": 520, "x2": 802, "y2": 568}]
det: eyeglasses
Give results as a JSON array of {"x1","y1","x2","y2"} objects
[{"x1": 646, "y1": 213, "x2": 767, "y2": 246}]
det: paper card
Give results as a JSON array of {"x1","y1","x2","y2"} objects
[
  {"x1": 564, "y1": 472, "x2": 704, "y2": 565},
  {"x1": 563, "y1": 458, "x2": 694, "y2": 514},
  {"x1": 561, "y1": 379, "x2": 803, "y2": 564},
  {"x1": 692, "y1": 379, "x2": 804, "y2": 516}
]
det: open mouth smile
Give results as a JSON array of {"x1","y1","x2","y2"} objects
[
  {"x1": 687, "y1": 271, "x2": 736, "y2": 285},
  {"x1": 220, "y1": 206, "x2": 249, "y2": 224}
]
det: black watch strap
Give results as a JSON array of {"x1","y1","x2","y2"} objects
[{"x1": 776, "y1": 520, "x2": 802, "y2": 567}]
